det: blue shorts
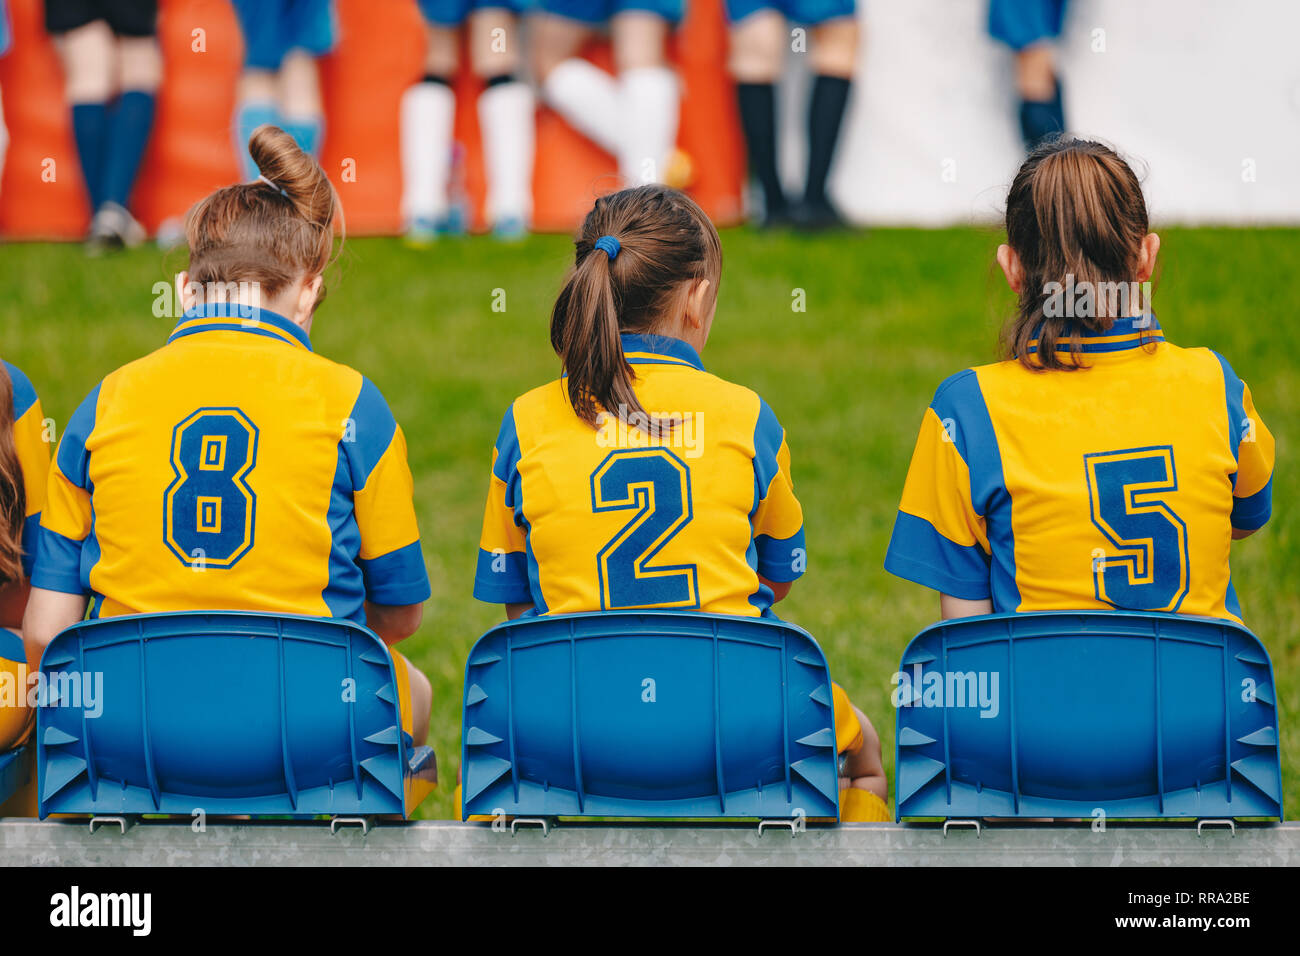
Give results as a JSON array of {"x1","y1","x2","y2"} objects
[
  {"x1": 988, "y1": 0, "x2": 1066, "y2": 51},
  {"x1": 726, "y1": 0, "x2": 853, "y2": 24},
  {"x1": 232, "y1": 0, "x2": 336, "y2": 71},
  {"x1": 539, "y1": 0, "x2": 682, "y2": 26},
  {"x1": 0, "y1": 0, "x2": 10, "y2": 57},
  {"x1": 418, "y1": 0, "x2": 526, "y2": 26}
]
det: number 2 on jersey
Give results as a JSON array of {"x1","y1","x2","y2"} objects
[
  {"x1": 164, "y1": 408, "x2": 259, "y2": 569},
  {"x1": 591, "y1": 448, "x2": 700, "y2": 610},
  {"x1": 1084, "y1": 445, "x2": 1189, "y2": 612}
]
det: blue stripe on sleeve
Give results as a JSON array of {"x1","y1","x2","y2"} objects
[
  {"x1": 358, "y1": 539, "x2": 431, "y2": 606},
  {"x1": 322, "y1": 445, "x2": 365, "y2": 622},
  {"x1": 492, "y1": 405, "x2": 521, "y2": 485},
  {"x1": 4, "y1": 361, "x2": 38, "y2": 419},
  {"x1": 884, "y1": 511, "x2": 993, "y2": 601},
  {"x1": 31, "y1": 526, "x2": 87, "y2": 594},
  {"x1": 473, "y1": 547, "x2": 532, "y2": 604},
  {"x1": 1212, "y1": 351, "x2": 1249, "y2": 475},
  {"x1": 57, "y1": 382, "x2": 102, "y2": 489},
  {"x1": 751, "y1": 397, "x2": 784, "y2": 505},
  {"x1": 755, "y1": 528, "x2": 806, "y2": 583},
  {"x1": 344, "y1": 376, "x2": 398, "y2": 489},
  {"x1": 1232, "y1": 476, "x2": 1272, "y2": 531}
]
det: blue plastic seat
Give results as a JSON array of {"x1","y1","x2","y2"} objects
[
  {"x1": 37, "y1": 611, "x2": 435, "y2": 819},
  {"x1": 460, "y1": 611, "x2": 841, "y2": 820},
  {"x1": 894, "y1": 611, "x2": 1283, "y2": 820}
]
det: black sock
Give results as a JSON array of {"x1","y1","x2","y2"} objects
[
  {"x1": 805, "y1": 74, "x2": 851, "y2": 207},
  {"x1": 484, "y1": 73, "x2": 518, "y2": 88},
  {"x1": 1019, "y1": 77, "x2": 1065, "y2": 150},
  {"x1": 422, "y1": 73, "x2": 452, "y2": 86},
  {"x1": 736, "y1": 82, "x2": 786, "y2": 218}
]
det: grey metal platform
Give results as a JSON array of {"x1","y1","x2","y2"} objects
[{"x1": 2, "y1": 820, "x2": 1297, "y2": 866}]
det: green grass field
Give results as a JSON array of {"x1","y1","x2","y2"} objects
[{"x1": 2, "y1": 226, "x2": 1297, "y2": 820}]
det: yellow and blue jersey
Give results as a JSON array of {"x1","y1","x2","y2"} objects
[
  {"x1": 5, "y1": 361, "x2": 50, "y2": 579},
  {"x1": 32, "y1": 303, "x2": 430, "y2": 623},
  {"x1": 474, "y1": 333, "x2": 806, "y2": 617},
  {"x1": 884, "y1": 316, "x2": 1274, "y2": 624}
]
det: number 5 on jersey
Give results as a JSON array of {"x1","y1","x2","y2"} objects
[
  {"x1": 591, "y1": 448, "x2": 700, "y2": 611},
  {"x1": 164, "y1": 408, "x2": 259, "y2": 569},
  {"x1": 1085, "y1": 445, "x2": 1190, "y2": 612}
]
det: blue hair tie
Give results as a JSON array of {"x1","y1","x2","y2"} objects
[{"x1": 594, "y1": 235, "x2": 620, "y2": 261}]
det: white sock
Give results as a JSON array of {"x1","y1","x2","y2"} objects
[
  {"x1": 619, "y1": 66, "x2": 679, "y2": 185},
  {"x1": 542, "y1": 58, "x2": 621, "y2": 157},
  {"x1": 478, "y1": 80, "x2": 535, "y2": 227},
  {"x1": 400, "y1": 80, "x2": 456, "y2": 225}
]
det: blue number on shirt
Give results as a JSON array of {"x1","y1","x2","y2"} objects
[
  {"x1": 1084, "y1": 445, "x2": 1189, "y2": 612},
  {"x1": 591, "y1": 448, "x2": 699, "y2": 610},
  {"x1": 164, "y1": 408, "x2": 259, "y2": 569}
]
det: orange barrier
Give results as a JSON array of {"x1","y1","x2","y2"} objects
[{"x1": 0, "y1": 0, "x2": 744, "y2": 239}]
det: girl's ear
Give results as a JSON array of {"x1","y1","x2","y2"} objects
[
  {"x1": 293, "y1": 275, "x2": 324, "y2": 330},
  {"x1": 996, "y1": 244, "x2": 1025, "y2": 294},
  {"x1": 176, "y1": 271, "x2": 194, "y2": 313},
  {"x1": 1136, "y1": 232, "x2": 1161, "y2": 282},
  {"x1": 685, "y1": 278, "x2": 712, "y2": 328}
]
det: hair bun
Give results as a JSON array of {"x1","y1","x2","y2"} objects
[{"x1": 247, "y1": 124, "x2": 336, "y2": 229}]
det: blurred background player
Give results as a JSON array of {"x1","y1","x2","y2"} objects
[
  {"x1": 0, "y1": 361, "x2": 50, "y2": 760},
  {"x1": 885, "y1": 139, "x2": 1273, "y2": 624},
  {"x1": 989, "y1": 0, "x2": 1067, "y2": 150},
  {"x1": 230, "y1": 0, "x2": 335, "y2": 178},
  {"x1": 728, "y1": 0, "x2": 858, "y2": 228},
  {"x1": 472, "y1": 185, "x2": 890, "y2": 819},
  {"x1": 531, "y1": 0, "x2": 681, "y2": 186},
  {"x1": 0, "y1": 0, "x2": 10, "y2": 201},
  {"x1": 44, "y1": 0, "x2": 160, "y2": 250},
  {"x1": 401, "y1": 0, "x2": 535, "y2": 241},
  {"x1": 23, "y1": 126, "x2": 436, "y2": 749}
]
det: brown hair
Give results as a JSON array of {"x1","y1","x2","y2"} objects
[
  {"x1": 1001, "y1": 138, "x2": 1152, "y2": 371},
  {"x1": 551, "y1": 185, "x2": 722, "y2": 433},
  {"x1": 0, "y1": 364, "x2": 26, "y2": 587},
  {"x1": 183, "y1": 125, "x2": 341, "y2": 309}
]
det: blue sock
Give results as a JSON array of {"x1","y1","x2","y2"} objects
[
  {"x1": 100, "y1": 90, "x2": 155, "y2": 209},
  {"x1": 236, "y1": 100, "x2": 280, "y2": 180},
  {"x1": 281, "y1": 116, "x2": 323, "y2": 158},
  {"x1": 1019, "y1": 80, "x2": 1065, "y2": 150},
  {"x1": 71, "y1": 102, "x2": 109, "y2": 211}
]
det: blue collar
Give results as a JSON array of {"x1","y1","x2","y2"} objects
[
  {"x1": 169, "y1": 302, "x2": 313, "y2": 351},
  {"x1": 1028, "y1": 314, "x2": 1164, "y2": 354},
  {"x1": 620, "y1": 333, "x2": 705, "y2": 371}
]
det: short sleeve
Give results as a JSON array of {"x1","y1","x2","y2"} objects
[
  {"x1": 751, "y1": 399, "x2": 806, "y2": 584},
  {"x1": 884, "y1": 372, "x2": 993, "y2": 600},
  {"x1": 345, "y1": 377, "x2": 431, "y2": 606},
  {"x1": 473, "y1": 405, "x2": 532, "y2": 605},
  {"x1": 33, "y1": 383, "x2": 99, "y2": 594}
]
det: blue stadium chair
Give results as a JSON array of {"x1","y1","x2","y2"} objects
[
  {"x1": 36, "y1": 612, "x2": 435, "y2": 820},
  {"x1": 460, "y1": 611, "x2": 841, "y2": 820},
  {"x1": 894, "y1": 611, "x2": 1283, "y2": 821},
  {"x1": 0, "y1": 628, "x2": 30, "y2": 811}
]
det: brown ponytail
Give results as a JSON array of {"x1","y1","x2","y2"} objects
[
  {"x1": 183, "y1": 125, "x2": 342, "y2": 308},
  {"x1": 0, "y1": 364, "x2": 26, "y2": 587},
  {"x1": 550, "y1": 185, "x2": 722, "y2": 432},
  {"x1": 1001, "y1": 138, "x2": 1153, "y2": 370}
]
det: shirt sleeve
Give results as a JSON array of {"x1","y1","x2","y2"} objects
[
  {"x1": 473, "y1": 405, "x2": 532, "y2": 605},
  {"x1": 1216, "y1": 353, "x2": 1274, "y2": 531},
  {"x1": 751, "y1": 398, "x2": 807, "y2": 584},
  {"x1": 33, "y1": 383, "x2": 99, "y2": 595},
  {"x1": 6, "y1": 363, "x2": 51, "y2": 578},
  {"x1": 884, "y1": 372, "x2": 993, "y2": 600},
  {"x1": 344, "y1": 377, "x2": 431, "y2": 607}
]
